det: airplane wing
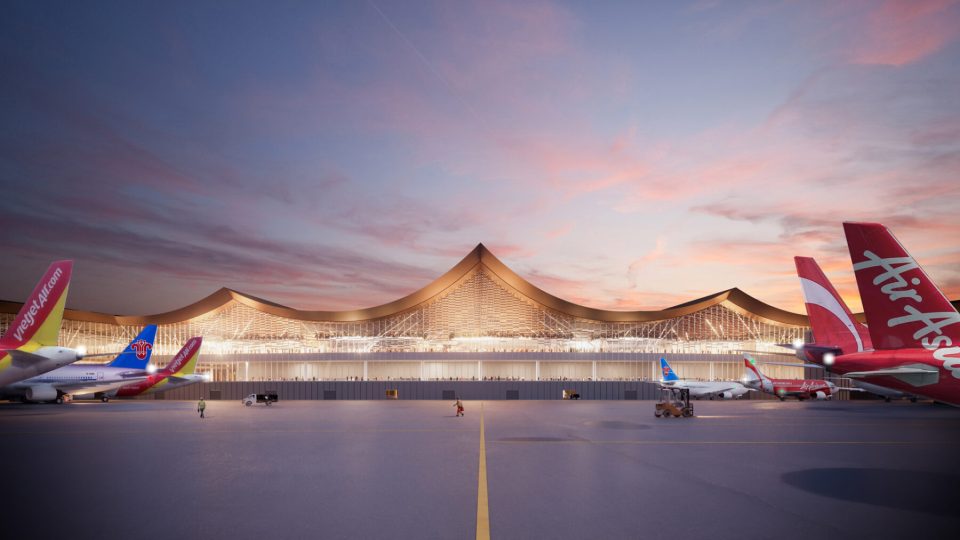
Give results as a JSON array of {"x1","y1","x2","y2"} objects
[
  {"x1": 699, "y1": 384, "x2": 740, "y2": 393},
  {"x1": 778, "y1": 343, "x2": 843, "y2": 355},
  {"x1": 844, "y1": 365, "x2": 939, "y2": 387},
  {"x1": 758, "y1": 361, "x2": 824, "y2": 369},
  {"x1": 4, "y1": 349, "x2": 48, "y2": 368},
  {"x1": 844, "y1": 367, "x2": 937, "y2": 377},
  {"x1": 165, "y1": 375, "x2": 189, "y2": 384}
]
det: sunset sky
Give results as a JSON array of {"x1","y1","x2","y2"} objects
[{"x1": 1, "y1": 0, "x2": 958, "y2": 316}]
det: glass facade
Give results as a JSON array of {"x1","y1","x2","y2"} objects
[{"x1": 0, "y1": 260, "x2": 810, "y2": 382}]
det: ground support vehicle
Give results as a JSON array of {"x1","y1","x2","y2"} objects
[
  {"x1": 654, "y1": 387, "x2": 694, "y2": 418},
  {"x1": 242, "y1": 393, "x2": 278, "y2": 406}
]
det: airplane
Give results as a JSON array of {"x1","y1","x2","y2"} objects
[
  {"x1": 794, "y1": 256, "x2": 918, "y2": 402},
  {"x1": 0, "y1": 325, "x2": 157, "y2": 403},
  {"x1": 108, "y1": 336, "x2": 206, "y2": 398},
  {"x1": 742, "y1": 356, "x2": 854, "y2": 401},
  {"x1": 819, "y1": 222, "x2": 960, "y2": 407},
  {"x1": 0, "y1": 260, "x2": 85, "y2": 387},
  {"x1": 659, "y1": 357, "x2": 751, "y2": 399}
]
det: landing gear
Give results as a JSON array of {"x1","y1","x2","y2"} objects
[
  {"x1": 910, "y1": 397, "x2": 918, "y2": 403},
  {"x1": 885, "y1": 397, "x2": 892, "y2": 403},
  {"x1": 55, "y1": 396, "x2": 64, "y2": 404},
  {"x1": 101, "y1": 396, "x2": 110, "y2": 403}
]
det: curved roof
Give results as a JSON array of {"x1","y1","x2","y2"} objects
[{"x1": 2, "y1": 243, "x2": 908, "y2": 327}]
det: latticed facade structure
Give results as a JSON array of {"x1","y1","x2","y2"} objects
[{"x1": 0, "y1": 245, "x2": 813, "y2": 382}]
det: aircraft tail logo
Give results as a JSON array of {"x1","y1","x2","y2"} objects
[
  {"x1": 131, "y1": 340, "x2": 152, "y2": 360},
  {"x1": 795, "y1": 256, "x2": 872, "y2": 354},
  {"x1": 659, "y1": 358, "x2": 679, "y2": 382},
  {"x1": 1, "y1": 261, "x2": 73, "y2": 348},
  {"x1": 109, "y1": 325, "x2": 158, "y2": 369},
  {"x1": 168, "y1": 337, "x2": 202, "y2": 375},
  {"x1": 844, "y1": 223, "x2": 960, "y2": 377}
]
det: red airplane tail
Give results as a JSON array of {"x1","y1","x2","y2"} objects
[
  {"x1": 795, "y1": 256, "x2": 872, "y2": 354},
  {"x1": 0, "y1": 260, "x2": 73, "y2": 349},
  {"x1": 743, "y1": 356, "x2": 768, "y2": 383},
  {"x1": 844, "y1": 222, "x2": 960, "y2": 351},
  {"x1": 164, "y1": 337, "x2": 203, "y2": 374}
]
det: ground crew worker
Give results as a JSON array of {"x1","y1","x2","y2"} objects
[
  {"x1": 198, "y1": 397, "x2": 206, "y2": 419},
  {"x1": 455, "y1": 398, "x2": 464, "y2": 417}
]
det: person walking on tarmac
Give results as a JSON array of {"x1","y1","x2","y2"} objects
[
  {"x1": 198, "y1": 397, "x2": 206, "y2": 419},
  {"x1": 455, "y1": 398, "x2": 464, "y2": 417}
]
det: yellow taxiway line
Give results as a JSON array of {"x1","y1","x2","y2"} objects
[{"x1": 477, "y1": 402, "x2": 490, "y2": 540}]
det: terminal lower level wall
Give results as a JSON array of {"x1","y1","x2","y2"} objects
[{"x1": 152, "y1": 381, "x2": 801, "y2": 401}]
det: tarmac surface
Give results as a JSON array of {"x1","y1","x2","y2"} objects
[{"x1": 1, "y1": 399, "x2": 959, "y2": 539}]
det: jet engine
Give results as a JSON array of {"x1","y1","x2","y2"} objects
[
  {"x1": 811, "y1": 391, "x2": 828, "y2": 400},
  {"x1": 718, "y1": 391, "x2": 734, "y2": 399},
  {"x1": 25, "y1": 385, "x2": 58, "y2": 402}
]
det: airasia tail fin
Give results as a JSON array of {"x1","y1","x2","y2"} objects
[
  {"x1": 795, "y1": 256, "x2": 872, "y2": 354},
  {"x1": 165, "y1": 337, "x2": 203, "y2": 375},
  {"x1": 844, "y1": 222, "x2": 960, "y2": 350},
  {"x1": 0, "y1": 261, "x2": 73, "y2": 348}
]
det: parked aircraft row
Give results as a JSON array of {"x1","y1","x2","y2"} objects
[
  {"x1": 791, "y1": 222, "x2": 960, "y2": 407},
  {"x1": 5, "y1": 221, "x2": 958, "y2": 406},
  {"x1": 658, "y1": 356, "x2": 856, "y2": 401},
  {"x1": 663, "y1": 222, "x2": 960, "y2": 406},
  {"x1": 0, "y1": 261, "x2": 206, "y2": 403}
]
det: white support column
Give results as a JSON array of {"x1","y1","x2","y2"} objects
[
  {"x1": 363, "y1": 361, "x2": 368, "y2": 381},
  {"x1": 420, "y1": 361, "x2": 424, "y2": 381},
  {"x1": 535, "y1": 360, "x2": 541, "y2": 381},
  {"x1": 592, "y1": 361, "x2": 598, "y2": 381},
  {"x1": 478, "y1": 360, "x2": 483, "y2": 381}
]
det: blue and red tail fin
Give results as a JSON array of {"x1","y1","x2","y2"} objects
[
  {"x1": 795, "y1": 256, "x2": 872, "y2": 354},
  {"x1": 844, "y1": 222, "x2": 960, "y2": 351},
  {"x1": 108, "y1": 325, "x2": 157, "y2": 369},
  {"x1": 0, "y1": 260, "x2": 73, "y2": 349},
  {"x1": 659, "y1": 358, "x2": 679, "y2": 382}
]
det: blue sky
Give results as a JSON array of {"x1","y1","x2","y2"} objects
[{"x1": 1, "y1": 0, "x2": 958, "y2": 315}]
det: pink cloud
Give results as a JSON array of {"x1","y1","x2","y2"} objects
[
  {"x1": 627, "y1": 237, "x2": 666, "y2": 289},
  {"x1": 545, "y1": 222, "x2": 575, "y2": 240},
  {"x1": 850, "y1": 0, "x2": 960, "y2": 66}
]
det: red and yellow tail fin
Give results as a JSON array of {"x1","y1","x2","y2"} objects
[
  {"x1": 167, "y1": 337, "x2": 202, "y2": 376},
  {"x1": 1, "y1": 261, "x2": 73, "y2": 349}
]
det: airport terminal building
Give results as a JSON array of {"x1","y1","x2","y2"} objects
[{"x1": 0, "y1": 245, "x2": 819, "y2": 396}]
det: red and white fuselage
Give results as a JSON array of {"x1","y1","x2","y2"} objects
[
  {"x1": 742, "y1": 357, "x2": 837, "y2": 400},
  {"x1": 826, "y1": 222, "x2": 960, "y2": 407}
]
